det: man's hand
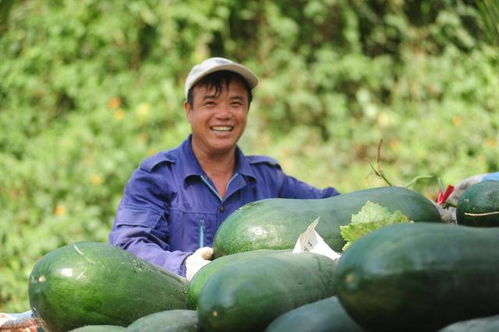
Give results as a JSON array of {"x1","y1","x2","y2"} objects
[{"x1": 185, "y1": 247, "x2": 213, "y2": 281}]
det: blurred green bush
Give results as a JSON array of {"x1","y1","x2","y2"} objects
[{"x1": 0, "y1": 0, "x2": 497, "y2": 311}]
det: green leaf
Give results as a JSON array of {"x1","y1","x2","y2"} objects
[{"x1": 340, "y1": 201, "x2": 410, "y2": 251}]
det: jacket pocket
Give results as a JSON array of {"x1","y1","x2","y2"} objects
[{"x1": 168, "y1": 209, "x2": 217, "y2": 251}]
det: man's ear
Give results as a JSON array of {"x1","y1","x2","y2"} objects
[{"x1": 184, "y1": 100, "x2": 192, "y2": 122}]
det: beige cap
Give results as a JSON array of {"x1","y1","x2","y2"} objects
[{"x1": 184, "y1": 57, "x2": 259, "y2": 98}]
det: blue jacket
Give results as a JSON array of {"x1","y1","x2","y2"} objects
[{"x1": 109, "y1": 136, "x2": 339, "y2": 276}]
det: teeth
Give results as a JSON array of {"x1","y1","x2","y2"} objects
[{"x1": 212, "y1": 126, "x2": 232, "y2": 132}]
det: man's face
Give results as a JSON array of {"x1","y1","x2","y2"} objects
[{"x1": 185, "y1": 78, "x2": 250, "y2": 156}]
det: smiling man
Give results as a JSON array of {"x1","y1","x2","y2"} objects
[{"x1": 109, "y1": 57, "x2": 340, "y2": 279}]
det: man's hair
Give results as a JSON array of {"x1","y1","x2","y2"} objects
[{"x1": 186, "y1": 70, "x2": 253, "y2": 107}]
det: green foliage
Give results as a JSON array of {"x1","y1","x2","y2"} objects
[
  {"x1": 340, "y1": 201, "x2": 409, "y2": 251},
  {"x1": 1, "y1": 0, "x2": 498, "y2": 311},
  {"x1": 476, "y1": 0, "x2": 499, "y2": 46}
]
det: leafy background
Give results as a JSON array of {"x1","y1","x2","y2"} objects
[{"x1": 1, "y1": 0, "x2": 498, "y2": 311}]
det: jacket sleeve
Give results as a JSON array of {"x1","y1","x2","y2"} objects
[
  {"x1": 247, "y1": 155, "x2": 340, "y2": 199},
  {"x1": 278, "y1": 173, "x2": 340, "y2": 199},
  {"x1": 108, "y1": 166, "x2": 191, "y2": 277}
]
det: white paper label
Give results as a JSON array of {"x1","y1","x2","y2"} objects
[{"x1": 292, "y1": 217, "x2": 341, "y2": 261}]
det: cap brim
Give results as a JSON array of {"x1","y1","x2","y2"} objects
[{"x1": 185, "y1": 63, "x2": 259, "y2": 97}]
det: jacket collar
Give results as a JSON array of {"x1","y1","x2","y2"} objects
[{"x1": 178, "y1": 135, "x2": 257, "y2": 183}]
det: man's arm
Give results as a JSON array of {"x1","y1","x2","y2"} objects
[
  {"x1": 278, "y1": 173, "x2": 340, "y2": 199},
  {"x1": 109, "y1": 212, "x2": 191, "y2": 276},
  {"x1": 109, "y1": 166, "x2": 191, "y2": 276},
  {"x1": 247, "y1": 155, "x2": 340, "y2": 199}
]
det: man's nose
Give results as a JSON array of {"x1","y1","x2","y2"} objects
[{"x1": 215, "y1": 103, "x2": 232, "y2": 118}]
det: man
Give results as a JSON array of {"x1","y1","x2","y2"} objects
[{"x1": 109, "y1": 57, "x2": 340, "y2": 280}]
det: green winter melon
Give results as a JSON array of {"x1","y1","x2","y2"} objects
[
  {"x1": 127, "y1": 310, "x2": 199, "y2": 332},
  {"x1": 457, "y1": 180, "x2": 499, "y2": 227},
  {"x1": 29, "y1": 242, "x2": 188, "y2": 332}
]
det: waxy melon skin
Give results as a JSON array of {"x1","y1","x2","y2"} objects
[
  {"x1": 29, "y1": 242, "x2": 188, "y2": 332},
  {"x1": 127, "y1": 310, "x2": 199, "y2": 332},
  {"x1": 335, "y1": 223, "x2": 499, "y2": 331},
  {"x1": 265, "y1": 295, "x2": 364, "y2": 332},
  {"x1": 197, "y1": 252, "x2": 338, "y2": 332},
  {"x1": 213, "y1": 186, "x2": 442, "y2": 257},
  {"x1": 457, "y1": 180, "x2": 499, "y2": 227}
]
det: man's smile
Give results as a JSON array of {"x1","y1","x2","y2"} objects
[{"x1": 211, "y1": 126, "x2": 233, "y2": 132}]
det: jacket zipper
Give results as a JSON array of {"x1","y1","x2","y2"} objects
[
  {"x1": 201, "y1": 175, "x2": 222, "y2": 201},
  {"x1": 200, "y1": 173, "x2": 240, "y2": 202}
]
